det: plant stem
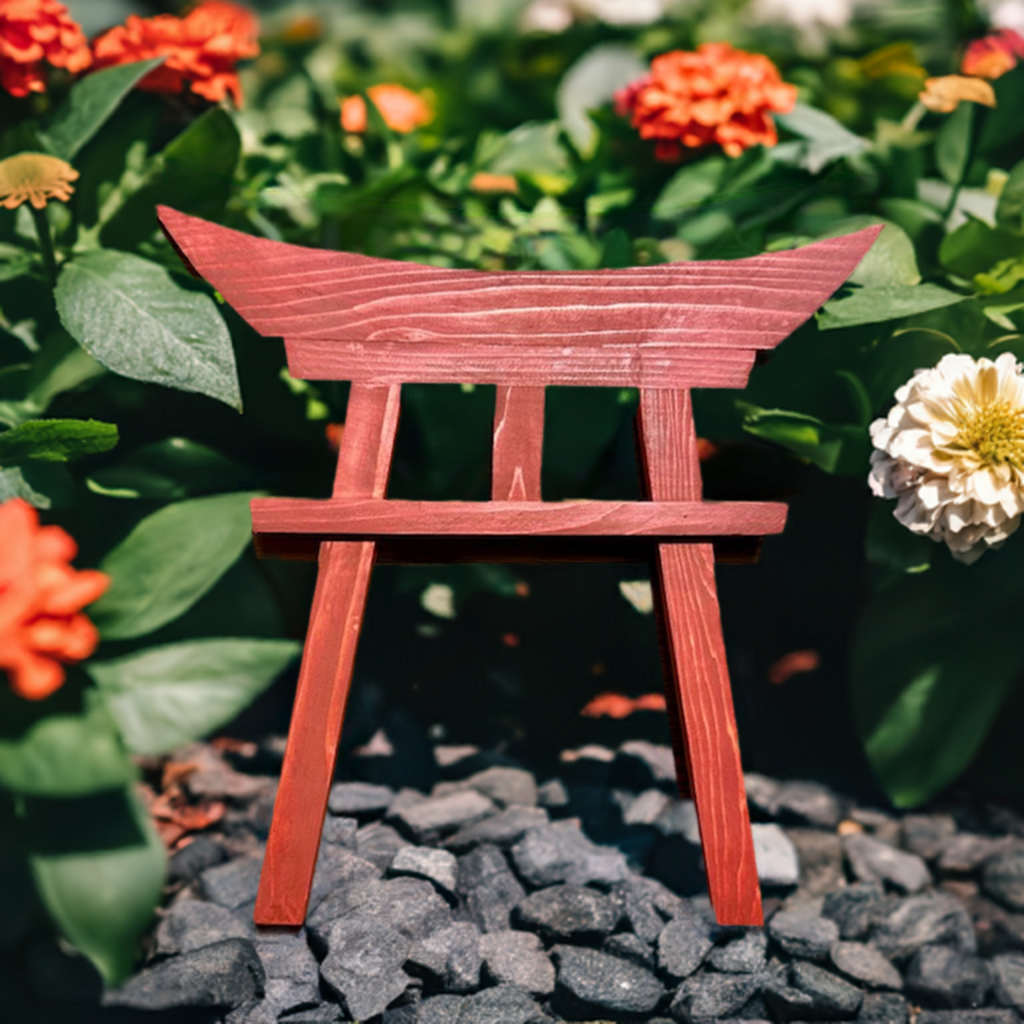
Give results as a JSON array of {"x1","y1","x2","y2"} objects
[
  {"x1": 29, "y1": 204, "x2": 57, "y2": 286},
  {"x1": 900, "y1": 101, "x2": 927, "y2": 133}
]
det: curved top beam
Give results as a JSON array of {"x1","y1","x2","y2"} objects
[{"x1": 157, "y1": 206, "x2": 880, "y2": 389}]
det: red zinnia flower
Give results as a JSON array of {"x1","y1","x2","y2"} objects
[
  {"x1": 0, "y1": 0, "x2": 92, "y2": 97},
  {"x1": 0, "y1": 499, "x2": 109, "y2": 701},
  {"x1": 615, "y1": 43, "x2": 797, "y2": 161},
  {"x1": 962, "y1": 29, "x2": 1024, "y2": 80},
  {"x1": 91, "y1": 1, "x2": 259, "y2": 107}
]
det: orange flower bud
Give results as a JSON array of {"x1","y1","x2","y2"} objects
[{"x1": 340, "y1": 84, "x2": 433, "y2": 134}]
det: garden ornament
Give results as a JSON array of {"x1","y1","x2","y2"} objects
[{"x1": 157, "y1": 204, "x2": 879, "y2": 928}]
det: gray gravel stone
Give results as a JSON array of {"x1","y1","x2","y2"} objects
[
  {"x1": 406, "y1": 922, "x2": 482, "y2": 993},
  {"x1": 984, "y1": 848, "x2": 1024, "y2": 912},
  {"x1": 154, "y1": 901, "x2": 250, "y2": 956},
  {"x1": 552, "y1": 944, "x2": 666, "y2": 1017},
  {"x1": 614, "y1": 740, "x2": 678, "y2": 789},
  {"x1": 830, "y1": 941, "x2": 903, "y2": 991},
  {"x1": 443, "y1": 806, "x2": 549, "y2": 854},
  {"x1": 390, "y1": 790, "x2": 498, "y2": 844},
  {"x1": 103, "y1": 939, "x2": 265, "y2": 1011},
  {"x1": 458, "y1": 983, "x2": 548, "y2": 1024},
  {"x1": 904, "y1": 945, "x2": 991, "y2": 1008},
  {"x1": 787, "y1": 961, "x2": 864, "y2": 1019},
  {"x1": 843, "y1": 833, "x2": 932, "y2": 893},
  {"x1": 466, "y1": 767, "x2": 538, "y2": 808},
  {"x1": 168, "y1": 835, "x2": 226, "y2": 883},
  {"x1": 768, "y1": 910, "x2": 840, "y2": 961},
  {"x1": 536, "y1": 779, "x2": 569, "y2": 809},
  {"x1": 356, "y1": 821, "x2": 413, "y2": 871},
  {"x1": 608, "y1": 876, "x2": 675, "y2": 945},
  {"x1": 857, "y1": 992, "x2": 910, "y2": 1024},
  {"x1": 510, "y1": 820, "x2": 631, "y2": 888},
  {"x1": 320, "y1": 911, "x2": 414, "y2": 1020},
  {"x1": 902, "y1": 816, "x2": 958, "y2": 861},
  {"x1": 938, "y1": 835, "x2": 1008, "y2": 874},
  {"x1": 773, "y1": 780, "x2": 844, "y2": 829},
  {"x1": 789, "y1": 829, "x2": 846, "y2": 897},
  {"x1": 389, "y1": 846, "x2": 459, "y2": 904},
  {"x1": 823, "y1": 884, "x2": 892, "y2": 941},
  {"x1": 254, "y1": 929, "x2": 320, "y2": 1015},
  {"x1": 322, "y1": 815, "x2": 359, "y2": 848},
  {"x1": 514, "y1": 883, "x2": 620, "y2": 942},
  {"x1": 870, "y1": 892, "x2": 977, "y2": 962},
  {"x1": 416, "y1": 993, "x2": 465, "y2": 1024},
  {"x1": 753, "y1": 823, "x2": 800, "y2": 887},
  {"x1": 309, "y1": 844, "x2": 383, "y2": 912},
  {"x1": 657, "y1": 912, "x2": 714, "y2": 981},
  {"x1": 916, "y1": 1013, "x2": 1023, "y2": 1024},
  {"x1": 480, "y1": 930, "x2": 555, "y2": 994},
  {"x1": 457, "y1": 844, "x2": 527, "y2": 933},
  {"x1": 992, "y1": 953, "x2": 1024, "y2": 1014},
  {"x1": 199, "y1": 855, "x2": 263, "y2": 910},
  {"x1": 615, "y1": 787, "x2": 673, "y2": 826},
  {"x1": 328, "y1": 781, "x2": 394, "y2": 818},
  {"x1": 604, "y1": 932, "x2": 656, "y2": 969},
  {"x1": 851, "y1": 809, "x2": 903, "y2": 849},
  {"x1": 708, "y1": 930, "x2": 769, "y2": 974},
  {"x1": 670, "y1": 971, "x2": 764, "y2": 1023}
]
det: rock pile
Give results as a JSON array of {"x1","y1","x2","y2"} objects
[{"x1": 20, "y1": 740, "x2": 1024, "y2": 1024}]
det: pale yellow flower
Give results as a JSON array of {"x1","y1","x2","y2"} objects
[
  {"x1": 869, "y1": 353, "x2": 1024, "y2": 563},
  {"x1": 918, "y1": 74, "x2": 997, "y2": 113},
  {"x1": 0, "y1": 153, "x2": 78, "y2": 210}
]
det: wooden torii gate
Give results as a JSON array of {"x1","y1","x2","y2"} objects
[{"x1": 158, "y1": 205, "x2": 878, "y2": 929}]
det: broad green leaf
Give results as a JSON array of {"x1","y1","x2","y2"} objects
[
  {"x1": 774, "y1": 102, "x2": 868, "y2": 174},
  {"x1": 42, "y1": 58, "x2": 165, "y2": 161},
  {"x1": 55, "y1": 250, "x2": 241, "y2": 410},
  {"x1": 865, "y1": 501, "x2": 933, "y2": 574},
  {"x1": 599, "y1": 228, "x2": 633, "y2": 269},
  {"x1": 0, "y1": 466, "x2": 50, "y2": 507},
  {"x1": 0, "y1": 698, "x2": 135, "y2": 797},
  {"x1": 852, "y1": 537, "x2": 1024, "y2": 806},
  {"x1": 996, "y1": 159, "x2": 1024, "y2": 234},
  {"x1": 737, "y1": 403, "x2": 868, "y2": 474},
  {"x1": 556, "y1": 45, "x2": 647, "y2": 156},
  {"x1": 940, "y1": 218, "x2": 1024, "y2": 278},
  {"x1": 100, "y1": 107, "x2": 241, "y2": 249},
  {"x1": 89, "y1": 491, "x2": 258, "y2": 640},
  {"x1": 489, "y1": 122, "x2": 570, "y2": 178},
  {"x1": 87, "y1": 638, "x2": 300, "y2": 756},
  {"x1": 821, "y1": 217, "x2": 919, "y2": 287},
  {"x1": 27, "y1": 786, "x2": 165, "y2": 983},
  {"x1": 936, "y1": 102, "x2": 974, "y2": 186},
  {"x1": 86, "y1": 438, "x2": 256, "y2": 501},
  {"x1": 0, "y1": 242, "x2": 33, "y2": 282},
  {"x1": 0, "y1": 418, "x2": 117, "y2": 464},
  {"x1": 652, "y1": 156, "x2": 727, "y2": 220},
  {"x1": 818, "y1": 284, "x2": 967, "y2": 330}
]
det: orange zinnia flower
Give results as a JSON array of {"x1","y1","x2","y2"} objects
[
  {"x1": 0, "y1": 499, "x2": 109, "y2": 701},
  {"x1": 615, "y1": 43, "x2": 797, "y2": 161},
  {"x1": 0, "y1": 0, "x2": 92, "y2": 97},
  {"x1": 340, "y1": 84, "x2": 433, "y2": 134},
  {"x1": 918, "y1": 74, "x2": 996, "y2": 114},
  {"x1": 962, "y1": 29, "x2": 1024, "y2": 80},
  {"x1": 91, "y1": 1, "x2": 259, "y2": 107}
]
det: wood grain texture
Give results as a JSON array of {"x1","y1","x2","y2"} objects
[
  {"x1": 493, "y1": 386, "x2": 544, "y2": 500},
  {"x1": 249, "y1": 497, "x2": 788, "y2": 539},
  {"x1": 638, "y1": 389, "x2": 763, "y2": 927},
  {"x1": 157, "y1": 206, "x2": 881, "y2": 388},
  {"x1": 255, "y1": 384, "x2": 400, "y2": 927}
]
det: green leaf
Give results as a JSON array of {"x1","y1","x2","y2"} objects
[
  {"x1": 99, "y1": 107, "x2": 241, "y2": 249},
  {"x1": 0, "y1": 697, "x2": 135, "y2": 797},
  {"x1": 0, "y1": 242, "x2": 33, "y2": 282},
  {"x1": 556, "y1": 44, "x2": 647, "y2": 156},
  {"x1": 87, "y1": 638, "x2": 300, "y2": 756},
  {"x1": 852, "y1": 538, "x2": 1024, "y2": 806},
  {"x1": 0, "y1": 466, "x2": 50, "y2": 508},
  {"x1": 773, "y1": 102, "x2": 869, "y2": 174},
  {"x1": 865, "y1": 501, "x2": 934, "y2": 574},
  {"x1": 939, "y1": 218, "x2": 1024, "y2": 279},
  {"x1": 89, "y1": 492, "x2": 257, "y2": 640},
  {"x1": 737, "y1": 402, "x2": 868, "y2": 474},
  {"x1": 936, "y1": 102, "x2": 974, "y2": 186},
  {"x1": 42, "y1": 58, "x2": 166, "y2": 161},
  {"x1": 818, "y1": 284, "x2": 967, "y2": 330},
  {"x1": 652, "y1": 156, "x2": 727, "y2": 220},
  {"x1": 0, "y1": 418, "x2": 117, "y2": 464},
  {"x1": 996, "y1": 158, "x2": 1024, "y2": 234},
  {"x1": 27, "y1": 786, "x2": 165, "y2": 983},
  {"x1": 55, "y1": 250, "x2": 241, "y2": 410}
]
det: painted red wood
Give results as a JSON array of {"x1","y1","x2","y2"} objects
[
  {"x1": 493, "y1": 386, "x2": 544, "y2": 501},
  {"x1": 254, "y1": 384, "x2": 400, "y2": 927},
  {"x1": 249, "y1": 497, "x2": 788, "y2": 539},
  {"x1": 157, "y1": 206, "x2": 881, "y2": 388},
  {"x1": 638, "y1": 389, "x2": 762, "y2": 926}
]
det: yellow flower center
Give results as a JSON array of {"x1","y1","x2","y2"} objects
[{"x1": 954, "y1": 399, "x2": 1024, "y2": 468}]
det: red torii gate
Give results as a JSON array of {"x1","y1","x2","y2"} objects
[{"x1": 158, "y1": 205, "x2": 878, "y2": 929}]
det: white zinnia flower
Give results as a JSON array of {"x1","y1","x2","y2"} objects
[
  {"x1": 868, "y1": 352, "x2": 1024, "y2": 564},
  {"x1": 521, "y1": 0, "x2": 670, "y2": 33}
]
